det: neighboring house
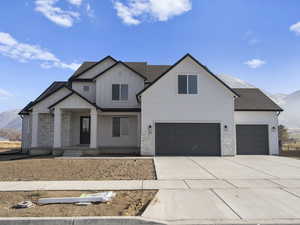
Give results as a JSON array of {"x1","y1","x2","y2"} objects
[{"x1": 19, "y1": 54, "x2": 283, "y2": 156}]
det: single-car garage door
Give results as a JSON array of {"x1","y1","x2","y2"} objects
[
  {"x1": 236, "y1": 125, "x2": 269, "y2": 155},
  {"x1": 155, "y1": 123, "x2": 221, "y2": 156}
]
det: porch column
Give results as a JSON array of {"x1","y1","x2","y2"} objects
[
  {"x1": 31, "y1": 112, "x2": 39, "y2": 148},
  {"x1": 137, "y1": 113, "x2": 141, "y2": 147},
  {"x1": 53, "y1": 108, "x2": 62, "y2": 148},
  {"x1": 90, "y1": 108, "x2": 98, "y2": 148}
]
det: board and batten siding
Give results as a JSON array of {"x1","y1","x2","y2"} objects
[
  {"x1": 140, "y1": 56, "x2": 236, "y2": 156},
  {"x1": 95, "y1": 63, "x2": 144, "y2": 108},
  {"x1": 31, "y1": 88, "x2": 72, "y2": 113},
  {"x1": 234, "y1": 111, "x2": 279, "y2": 155},
  {"x1": 98, "y1": 115, "x2": 138, "y2": 147},
  {"x1": 77, "y1": 57, "x2": 116, "y2": 79},
  {"x1": 71, "y1": 82, "x2": 96, "y2": 103}
]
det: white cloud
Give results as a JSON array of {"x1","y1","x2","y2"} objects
[
  {"x1": 35, "y1": 0, "x2": 80, "y2": 27},
  {"x1": 0, "y1": 89, "x2": 13, "y2": 98},
  {"x1": 290, "y1": 22, "x2": 300, "y2": 35},
  {"x1": 67, "y1": 0, "x2": 83, "y2": 6},
  {"x1": 244, "y1": 59, "x2": 266, "y2": 69},
  {"x1": 0, "y1": 32, "x2": 80, "y2": 70},
  {"x1": 113, "y1": 0, "x2": 192, "y2": 25},
  {"x1": 86, "y1": 3, "x2": 95, "y2": 18}
]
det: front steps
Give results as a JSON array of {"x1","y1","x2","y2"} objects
[{"x1": 62, "y1": 149, "x2": 82, "y2": 157}]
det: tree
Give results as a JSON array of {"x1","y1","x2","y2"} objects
[{"x1": 278, "y1": 125, "x2": 289, "y2": 142}]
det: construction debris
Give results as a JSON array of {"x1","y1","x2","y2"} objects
[
  {"x1": 11, "y1": 201, "x2": 34, "y2": 209},
  {"x1": 38, "y1": 191, "x2": 116, "y2": 205}
]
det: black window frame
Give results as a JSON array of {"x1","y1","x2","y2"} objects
[
  {"x1": 178, "y1": 75, "x2": 198, "y2": 94},
  {"x1": 112, "y1": 84, "x2": 128, "y2": 101}
]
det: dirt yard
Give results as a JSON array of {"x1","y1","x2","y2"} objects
[
  {"x1": 0, "y1": 190, "x2": 157, "y2": 217},
  {"x1": 0, "y1": 158, "x2": 156, "y2": 181}
]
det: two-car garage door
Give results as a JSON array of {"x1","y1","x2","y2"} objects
[{"x1": 155, "y1": 123, "x2": 221, "y2": 156}]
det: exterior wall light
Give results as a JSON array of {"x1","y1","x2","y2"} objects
[
  {"x1": 272, "y1": 126, "x2": 276, "y2": 131},
  {"x1": 224, "y1": 125, "x2": 228, "y2": 131},
  {"x1": 148, "y1": 125, "x2": 152, "y2": 134}
]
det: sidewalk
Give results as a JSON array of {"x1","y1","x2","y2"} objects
[{"x1": 0, "y1": 178, "x2": 299, "y2": 191}]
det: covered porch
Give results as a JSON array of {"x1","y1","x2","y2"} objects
[
  {"x1": 30, "y1": 92, "x2": 141, "y2": 156},
  {"x1": 53, "y1": 108, "x2": 141, "y2": 156}
]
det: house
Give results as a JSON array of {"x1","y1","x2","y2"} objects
[{"x1": 19, "y1": 54, "x2": 283, "y2": 156}]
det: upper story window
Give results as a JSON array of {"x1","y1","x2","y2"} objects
[
  {"x1": 83, "y1": 86, "x2": 90, "y2": 92},
  {"x1": 178, "y1": 75, "x2": 198, "y2": 94},
  {"x1": 112, "y1": 84, "x2": 128, "y2": 101}
]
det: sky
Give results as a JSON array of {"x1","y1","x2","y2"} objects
[{"x1": 0, "y1": 0, "x2": 300, "y2": 112}]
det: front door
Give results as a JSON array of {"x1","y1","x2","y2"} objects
[{"x1": 80, "y1": 116, "x2": 90, "y2": 145}]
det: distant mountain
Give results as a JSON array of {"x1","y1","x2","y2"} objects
[
  {"x1": 0, "y1": 109, "x2": 21, "y2": 131},
  {"x1": 269, "y1": 90, "x2": 300, "y2": 129},
  {"x1": 218, "y1": 74, "x2": 255, "y2": 88},
  {"x1": 219, "y1": 74, "x2": 300, "y2": 130}
]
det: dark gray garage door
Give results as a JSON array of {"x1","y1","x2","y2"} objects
[
  {"x1": 155, "y1": 123, "x2": 221, "y2": 156},
  {"x1": 236, "y1": 125, "x2": 269, "y2": 155}
]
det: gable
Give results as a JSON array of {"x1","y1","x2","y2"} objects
[
  {"x1": 141, "y1": 56, "x2": 236, "y2": 103},
  {"x1": 95, "y1": 63, "x2": 145, "y2": 108},
  {"x1": 71, "y1": 56, "x2": 117, "y2": 80},
  {"x1": 138, "y1": 54, "x2": 238, "y2": 97},
  {"x1": 49, "y1": 93, "x2": 96, "y2": 109},
  {"x1": 31, "y1": 87, "x2": 72, "y2": 112}
]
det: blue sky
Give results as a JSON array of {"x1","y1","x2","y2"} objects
[{"x1": 0, "y1": 0, "x2": 300, "y2": 112}]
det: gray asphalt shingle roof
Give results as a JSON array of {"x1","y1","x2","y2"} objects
[
  {"x1": 20, "y1": 57, "x2": 283, "y2": 114},
  {"x1": 233, "y1": 88, "x2": 283, "y2": 111}
]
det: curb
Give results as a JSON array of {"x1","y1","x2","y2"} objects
[{"x1": 0, "y1": 216, "x2": 166, "y2": 225}]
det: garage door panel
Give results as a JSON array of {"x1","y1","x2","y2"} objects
[
  {"x1": 155, "y1": 123, "x2": 221, "y2": 156},
  {"x1": 236, "y1": 125, "x2": 269, "y2": 155}
]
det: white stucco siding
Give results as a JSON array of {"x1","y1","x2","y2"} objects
[
  {"x1": 78, "y1": 58, "x2": 116, "y2": 79},
  {"x1": 32, "y1": 88, "x2": 71, "y2": 113},
  {"x1": 95, "y1": 64, "x2": 144, "y2": 108},
  {"x1": 98, "y1": 115, "x2": 138, "y2": 147},
  {"x1": 234, "y1": 111, "x2": 279, "y2": 155},
  {"x1": 71, "y1": 82, "x2": 96, "y2": 102},
  {"x1": 140, "y1": 56, "x2": 236, "y2": 156}
]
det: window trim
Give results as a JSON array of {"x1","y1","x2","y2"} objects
[
  {"x1": 177, "y1": 74, "x2": 198, "y2": 95},
  {"x1": 112, "y1": 84, "x2": 129, "y2": 101}
]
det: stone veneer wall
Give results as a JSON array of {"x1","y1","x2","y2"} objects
[
  {"x1": 37, "y1": 113, "x2": 53, "y2": 147},
  {"x1": 21, "y1": 114, "x2": 32, "y2": 151}
]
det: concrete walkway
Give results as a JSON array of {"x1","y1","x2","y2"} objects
[{"x1": 0, "y1": 178, "x2": 300, "y2": 191}]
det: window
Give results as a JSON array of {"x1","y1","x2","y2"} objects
[
  {"x1": 112, "y1": 84, "x2": 128, "y2": 101},
  {"x1": 83, "y1": 86, "x2": 90, "y2": 92},
  {"x1": 178, "y1": 75, "x2": 198, "y2": 94},
  {"x1": 112, "y1": 117, "x2": 129, "y2": 137}
]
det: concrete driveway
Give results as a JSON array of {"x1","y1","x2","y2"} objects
[
  {"x1": 143, "y1": 156, "x2": 300, "y2": 224},
  {"x1": 154, "y1": 155, "x2": 300, "y2": 180}
]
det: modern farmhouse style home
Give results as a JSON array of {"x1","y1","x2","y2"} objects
[{"x1": 19, "y1": 54, "x2": 283, "y2": 156}]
